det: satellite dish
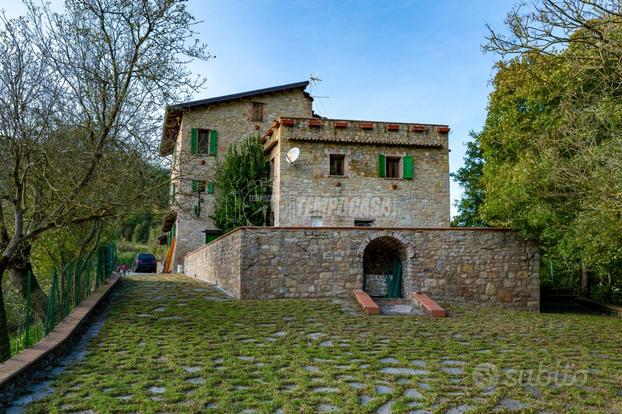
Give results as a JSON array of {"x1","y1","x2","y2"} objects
[{"x1": 286, "y1": 147, "x2": 300, "y2": 164}]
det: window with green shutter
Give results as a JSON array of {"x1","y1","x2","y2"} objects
[
  {"x1": 378, "y1": 154, "x2": 386, "y2": 177},
  {"x1": 192, "y1": 180, "x2": 206, "y2": 193},
  {"x1": 207, "y1": 182, "x2": 214, "y2": 194},
  {"x1": 402, "y1": 156, "x2": 413, "y2": 179},
  {"x1": 191, "y1": 128, "x2": 218, "y2": 155}
]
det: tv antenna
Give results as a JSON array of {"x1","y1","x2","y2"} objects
[
  {"x1": 310, "y1": 72, "x2": 322, "y2": 86},
  {"x1": 309, "y1": 72, "x2": 330, "y2": 116}
]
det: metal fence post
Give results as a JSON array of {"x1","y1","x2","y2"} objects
[
  {"x1": 24, "y1": 270, "x2": 32, "y2": 348},
  {"x1": 45, "y1": 269, "x2": 59, "y2": 336}
]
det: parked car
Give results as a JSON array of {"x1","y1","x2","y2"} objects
[{"x1": 134, "y1": 253, "x2": 157, "y2": 273}]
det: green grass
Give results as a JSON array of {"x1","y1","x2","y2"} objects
[
  {"x1": 10, "y1": 322, "x2": 45, "y2": 356},
  {"x1": 21, "y1": 274, "x2": 622, "y2": 414}
]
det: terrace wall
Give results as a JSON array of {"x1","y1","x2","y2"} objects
[{"x1": 184, "y1": 227, "x2": 540, "y2": 310}]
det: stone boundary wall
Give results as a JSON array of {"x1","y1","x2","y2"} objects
[
  {"x1": 0, "y1": 274, "x2": 122, "y2": 405},
  {"x1": 184, "y1": 227, "x2": 540, "y2": 310},
  {"x1": 184, "y1": 230, "x2": 242, "y2": 296}
]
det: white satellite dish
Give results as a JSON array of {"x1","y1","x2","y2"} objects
[{"x1": 286, "y1": 147, "x2": 300, "y2": 164}]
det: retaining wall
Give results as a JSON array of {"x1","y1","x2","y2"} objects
[{"x1": 184, "y1": 227, "x2": 540, "y2": 310}]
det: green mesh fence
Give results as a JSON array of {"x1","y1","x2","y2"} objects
[{"x1": 13, "y1": 243, "x2": 117, "y2": 356}]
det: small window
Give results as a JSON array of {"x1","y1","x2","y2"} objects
[
  {"x1": 386, "y1": 156, "x2": 400, "y2": 179},
  {"x1": 354, "y1": 219, "x2": 375, "y2": 227},
  {"x1": 193, "y1": 180, "x2": 206, "y2": 193},
  {"x1": 251, "y1": 102, "x2": 265, "y2": 122},
  {"x1": 310, "y1": 216, "x2": 323, "y2": 227},
  {"x1": 329, "y1": 154, "x2": 345, "y2": 176}
]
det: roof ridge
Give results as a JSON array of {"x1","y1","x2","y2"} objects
[{"x1": 168, "y1": 80, "x2": 310, "y2": 110}]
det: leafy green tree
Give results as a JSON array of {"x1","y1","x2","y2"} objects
[
  {"x1": 480, "y1": 0, "x2": 622, "y2": 301},
  {"x1": 131, "y1": 224, "x2": 143, "y2": 243},
  {"x1": 451, "y1": 131, "x2": 487, "y2": 227},
  {"x1": 211, "y1": 135, "x2": 271, "y2": 232}
]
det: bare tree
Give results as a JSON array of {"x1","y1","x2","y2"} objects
[
  {"x1": 485, "y1": 0, "x2": 622, "y2": 58},
  {"x1": 0, "y1": 0, "x2": 210, "y2": 361}
]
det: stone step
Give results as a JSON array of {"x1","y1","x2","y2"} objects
[
  {"x1": 411, "y1": 293, "x2": 447, "y2": 317},
  {"x1": 375, "y1": 298, "x2": 425, "y2": 316},
  {"x1": 352, "y1": 290, "x2": 380, "y2": 315}
]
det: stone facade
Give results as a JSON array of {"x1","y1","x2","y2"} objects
[
  {"x1": 264, "y1": 118, "x2": 450, "y2": 227},
  {"x1": 184, "y1": 227, "x2": 540, "y2": 310},
  {"x1": 166, "y1": 87, "x2": 313, "y2": 268}
]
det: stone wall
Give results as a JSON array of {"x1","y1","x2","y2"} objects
[
  {"x1": 170, "y1": 89, "x2": 313, "y2": 268},
  {"x1": 184, "y1": 227, "x2": 540, "y2": 310},
  {"x1": 183, "y1": 229, "x2": 242, "y2": 297},
  {"x1": 265, "y1": 118, "x2": 450, "y2": 227}
]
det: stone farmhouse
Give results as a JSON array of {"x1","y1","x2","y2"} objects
[{"x1": 160, "y1": 81, "x2": 539, "y2": 310}]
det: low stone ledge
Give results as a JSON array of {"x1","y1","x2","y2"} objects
[
  {"x1": 411, "y1": 293, "x2": 447, "y2": 317},
  {"x1": 352, "y1": 290, "x2": 380, "y2": 315},
  {"x1": 0, "y1": 273, "x2": 122, "y2": 404}
]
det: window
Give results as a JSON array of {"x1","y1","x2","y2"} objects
[
  {"x1": 385, "y1": 156, "x2": 400, "y2": 178},
  {"x1": 204, "y1": 231, "x2": 220, "y2": 244},
  {"x1": 310, "y1": 216, "x2": 323, "y2": 227},
  {"x1": 191, "y1": 128, "x2": 218, "y2": 155},
  {"x1": 329, "y1": 154, "x2": 345, "y2": 176},
  {"x1": 251, "y1": 102, "x2": 265, "y2": 122},
  {"x1": 192, "y1": 180, "x2": 207, "y2": 193},
  {"x1": 354, "y1": 219, "x2": 375, "y2": 227}
]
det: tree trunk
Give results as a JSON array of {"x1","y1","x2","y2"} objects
[
  {"x1": 606, "y1": 272, "x2": 613, "y2": 303},
  {"x1": 0, "y1": 268, "x2": 12, "y2": 361},
  {"x1": 8, "y1": 243, "x2": 48, "y2": 321},
  {"x1": 581, "y1": 260, "x2": 590, "y2": 298}
]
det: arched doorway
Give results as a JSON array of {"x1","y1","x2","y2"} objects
[{"x1": 363, "y1": 236, "x2": 406, "y2": 298}]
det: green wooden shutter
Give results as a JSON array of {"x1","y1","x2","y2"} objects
[
  {"x1": 207, "y1": 182, "x2": 214, "y2": 194},
  {"x1": 190, "y1": 129, "x2": 198, "y2": 154},
  {"x1": 402, "y1": 156, "x2": 414, "y2": 179},
  {"x1": 191, "y1": 179, "x2": 198, "y2": 193},
  {"x1": 378, "y1": 154, "x2": 386, "y2": 177},
  {"x1": 209, "y1": 130, "x2": 218, "y2": 155}
]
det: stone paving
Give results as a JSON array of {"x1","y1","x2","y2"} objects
[{"x1": 13, "y1": 274, "x2": 622, "y2": 413}]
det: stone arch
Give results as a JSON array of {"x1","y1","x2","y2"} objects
[{"x1": 359, "y1": 232, "x2": 414, "y2": 298}]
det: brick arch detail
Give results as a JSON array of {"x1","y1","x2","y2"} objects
[{"x1": 357, "y1": 231, "x2": 415, "y2": 260}]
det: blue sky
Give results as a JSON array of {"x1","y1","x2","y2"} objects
[{"x1": 3, "y1": 0, "x2": 515, "y2": 217}]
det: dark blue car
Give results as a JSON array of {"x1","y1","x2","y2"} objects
[{"x1": 134, "y1": 253, "x2": 157, "y2": 273}]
